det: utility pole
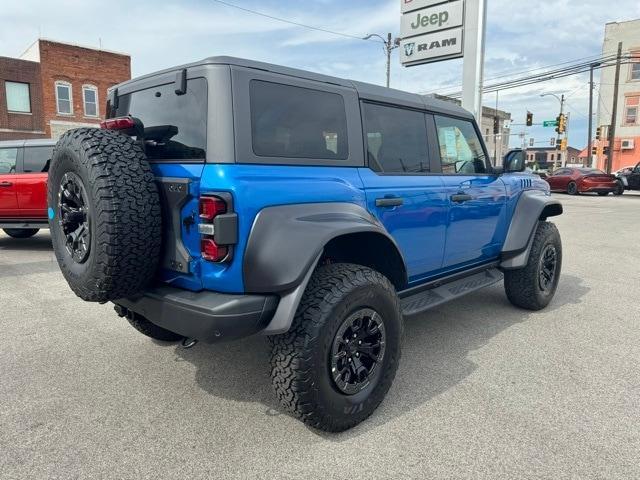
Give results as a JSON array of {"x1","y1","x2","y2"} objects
[
  {"x1": 587, "y1": 63, "x2": 595, "y2": 167},
  {"x1": 494, "y1": 90, "x2": 499, "y2": 165},
  {"x1": 606, "y1": 41, "x2": 623, "y2": 174},
  {"x1": 363, "y1": 33, "x2": 399, "y2": 88}
]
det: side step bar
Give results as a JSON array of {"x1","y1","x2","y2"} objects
[{"x1": 400, "y1": 268, "x2": 503, "y2": 316}]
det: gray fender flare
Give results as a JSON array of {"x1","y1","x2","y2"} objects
[
  {"x1": 242, "y1": 202, "x2": 406, "y2": 335},
  {"x1": 500, "y1": 190, "x2": 563, "y2": 270}
]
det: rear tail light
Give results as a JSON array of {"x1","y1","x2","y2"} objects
[
  {"x1": 198, "y1": 194, "x2": 237, "y2": 263},
  {"x1": 100, "y1": 116, "x2": 135, "y2": 130}
]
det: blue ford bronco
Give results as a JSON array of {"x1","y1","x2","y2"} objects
[{"x1": 48, "y1": 57, "x2": 563, "y2": 432}]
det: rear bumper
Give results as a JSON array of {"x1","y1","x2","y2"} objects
[
  {"x1": 115, "y1": 286, "x2": 279, "y2": 343},
  {"x1": 579, "y1": 185, "x2": 616, "y2": 193}
]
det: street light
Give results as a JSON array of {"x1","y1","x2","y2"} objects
[
  {"x1": 540, "y1": 93, "x2": 565, "y2": 170},
  {"x1": 363, "y1": 33, "x2": 400, "y2": 88}
]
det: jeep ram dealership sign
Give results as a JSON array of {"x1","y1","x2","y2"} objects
[{"x1": 400, "y1": 0, "x2": 465, "y2": 66}]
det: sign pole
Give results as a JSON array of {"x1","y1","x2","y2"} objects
[{"x1": 461, "y1": 0, "x2": 487, "y2": 122}]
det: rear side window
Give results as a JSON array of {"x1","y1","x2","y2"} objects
[
  {"x1": 250, "y1": 80, "x2": 348, "y2": 160},
  {"x1": 113, "y1": 77, "x2": 207, "y2": 160},
  {"x1": 23, "y1": 146, "x2": 53, "y2": 172},
  {"x1": 434, "y1": 115, "x2": 487, "y2": 174},
  {"x1": 0, "y1": 148, "x2": 18, "y2": 174},
  {"x1": 363, "y1": 103, "x2": 429, "y2": 174}
]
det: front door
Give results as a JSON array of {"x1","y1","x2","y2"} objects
[
  {"x1": 546, "y1": 168, "x2": 571, "y2": 191},
  {"x1": 0, "y1": 147, "x2": 20, "y2": 217},
  {"x1": 359, "y1": 102, "x2": 448, "y2": 284},
  {"x1": 628, "y1": 163, "x2": 640, "y2": 190},
  {"x1": 432, "y1": 115, "x2": 507, "y2": 269}
]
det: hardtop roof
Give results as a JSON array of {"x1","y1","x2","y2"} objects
[{"x1": 114, "y1": 56, "x2": 472, "y2": 119}]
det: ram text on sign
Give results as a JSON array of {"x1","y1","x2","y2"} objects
[
  {"x1": 401, "y1": 0, "x2": 451, "y2": 14},
  {"x1": 401, "y1": 1, "x2": 464, "y2": 39},
  {"x1": 400, "y1": 27, "x2": 463, "y2": 66}
]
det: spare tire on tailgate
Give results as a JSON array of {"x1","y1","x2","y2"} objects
[{"x1": 48, "y1": 128, "x2": 161, "y2": 302}]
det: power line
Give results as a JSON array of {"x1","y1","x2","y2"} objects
[{"x1": 208, "y1": 0, "x2": 380, "y2": 43}]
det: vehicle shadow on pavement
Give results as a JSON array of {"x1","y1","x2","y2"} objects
[
  {"x1": 0, "y1": 233, "x2": 52, "y2": 252},
  {"x1": 172, "y1": 274, "x2": 589, "y2": 437}
]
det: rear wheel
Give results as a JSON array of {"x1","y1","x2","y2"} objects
[
  {"x1": 269, "y1": 263, "x2": 402, "y2": 432},
  {"x1": 504, "y1": 221, "x2": 562, "y2": 311},
  {"x1": 2, "y1": 228, "x2": 39, "y2": 239},
  {"x1": 567, "y1": 182, "x2": 578, "y2": 195},
  {"x1": 48, "y1": 128, "x2": 162, "y2": 302}
]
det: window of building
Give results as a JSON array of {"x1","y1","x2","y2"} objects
[
  {"x1": 113, "y1": 77, "x2": 207, "y2": 160},
  {"x1": 0, "y1": 148, "x2": 18, "y2": 174},
  {"x1": 434, "y1": 115, "x2": 487, "y2": 174},
  {"x1": 631, "y1": 51, "x2": 640, "y2": 81},
  {"x1": 5, "y1": 81, "x2": 31, "y2": 113},
  {"x1": 82, "y1": 85, "x2": 98, "y2": 117},
  {"x1": 249, "y1": 80, "x2": 348, "y2": 160},
  {"x1": 362, "y1": 103, "x2": 429, "y2": 174},
  {"x1": 55, "y1": 81, "x2": 72, "y2": 114},
  {"x1": 550, "y1": 153, "x2": 555, "y2": 161},
  {"x1": 23, "y1": 146, "x2": 54, "y2": 173},
  {"x1": 624, "y1": 96, "x2": 638, "y2": 125}
]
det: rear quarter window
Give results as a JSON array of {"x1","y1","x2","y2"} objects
[
  {"x1": 249, "y1": 80, "x2": 348, "y2": 160},
  {"x1": 113, "y1": 77, "x2": 207, "y2": 161}
]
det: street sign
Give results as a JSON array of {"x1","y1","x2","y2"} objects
[
  {"x1": 399, "y1": 27, "x2": 464, "y2": 66},
  {"x1": 400, "y1": 0, "x2": 465, "y2": 67},
  {"x1": 543, "y1": 120, "x2": 558, "y2": 127},
  {"x1": 401, "y1": 1, "x2": 464, "y2": 39}
]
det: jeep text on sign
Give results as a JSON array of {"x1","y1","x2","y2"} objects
[
  {"x1": 400, "y1": 27, "x2": 464, "y2": 66},
  {"x1": 400, "y1": 1, "x2": 464, "y2": 39},
  {"x1": 401, "y1": 0, "x2": 452, "y2": 14}
]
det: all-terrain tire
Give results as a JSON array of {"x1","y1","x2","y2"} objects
[
  {"x1": 2, "y1": 228, "x2": 39, "y2": 238},
  {"x1": 124, "y1": 311, "x2": 183, "y2": 342},
  {"x1": 504, "y1": 221, "x2": 562, "y2": 311},
  {"x1": 48, "y1": 128, "x2": 161, "y2": 302},
  {"x1": 268, "y1": 263, "x2": 403, "y2": 432}
]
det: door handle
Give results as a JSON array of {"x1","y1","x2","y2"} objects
[
  {"x1": 0, "y1": 181, "x2": 13, "y2": 187},
  {"x1": 451, "y1": 194, "x2": 473, "y2": 203},
  {"x1": 375, "y1": 197, "x2": 403, "y2": 208}
]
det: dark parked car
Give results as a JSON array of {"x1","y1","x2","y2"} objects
[
  {"x1": 616, "y1": 161, "x2": 640, "y2": 192},
  {"x1": 0, "y1": 139, "x2": 55, "y2": 238},
  {"x1": 545, "y1": 167, "x2": 620, "y2": 195}
]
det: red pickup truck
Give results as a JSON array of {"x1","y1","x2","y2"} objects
[{"x1": 0, "y1": 139, "x2": 54, "y2": 238}]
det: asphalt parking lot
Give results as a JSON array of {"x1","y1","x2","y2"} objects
[{"x1": 1, "y1": 192, "x2": 639, "y2": 480}]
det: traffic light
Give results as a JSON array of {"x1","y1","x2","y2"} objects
[
  {"x1": 560, "y1": 138, "x2": 567, "y2": 150},
  {"x1": 493, "y1": 116, "x2": 499, "y2": 135},
  {"x1": 526, "y1": 111, "x2": 533, "y2": 126},
  {"x1": 555, "y1": 114, "x2": 566, "y2": 134},
  {"x1": 556, "y1": 138, "x2": 562, "y2": 148},
  {"x1": 595, "y1": 126, "x2": 601, "y2": 140}
]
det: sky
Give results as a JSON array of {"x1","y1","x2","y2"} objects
[{"x1": 2, "y1": 0, "x2": 640, "y2": 150}]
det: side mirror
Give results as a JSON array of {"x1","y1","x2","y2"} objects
[{"x1": 503, "y1": 149, "x2": 526, "y2": 173}]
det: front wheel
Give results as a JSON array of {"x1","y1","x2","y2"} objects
[
  {"x1": 3, "y1": 228, "x2": 39, "y2": 239},
  {"x1": 269, "y1": 263, "x2": 403, "y2": 432},
  {"x1": 504, "y1": 221, "x2": 562, "y2": 311}
]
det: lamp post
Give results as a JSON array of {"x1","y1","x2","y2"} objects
[
  {"x1": 540, "y1": 93, "x2": 565, "y2": 170},
  {"x1": 363, "y1": 33, "x2": 400, "y2": 88}
]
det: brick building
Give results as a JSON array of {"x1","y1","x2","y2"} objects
[
  {"x1": 525, "y1": 146, "x2": 582, "y2": 170},
  {"x1": 0, "y1": 39, "x2": 130, "y2": 140}
]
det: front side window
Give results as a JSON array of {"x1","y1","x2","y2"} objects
[
  {"x1": 363, "y1": 102, "x2": 429, "y2": 173},
  {"x1": 5, "y1": 81, "x2": 31, "y2": 113},
  {"x1": 624, "y1": 96, "x2": 638, "y2": 125},
  {"x1": 23, "y1": 146, "x2": 54, "y2": 173},
  {"x1": 434, "y1": 115, "x2": 487, "y2": 174},
  {"x1": 250, "y1": 80, "x2": 348, "y2": 160},
  {"x1": 56, "y1": 82, "x2": 72, "y2": 114},
  {"x1": 83, "y1": 85, "x2": 98, "y2": 117},
  {"x1": 114, "y1": 77, "x2": 207, "y2": 160},
  {"x1": 0, "y1": 148, "x2": 18, "y2": 174}
]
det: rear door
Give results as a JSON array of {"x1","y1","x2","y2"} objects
[
  {"x1": 0, "y1": 147, "x2": 20, "y2": 217},
  {"x1": 16, "y1": 145, "x2": 52, "y2": 218},
  {"x1": 359, "y1": 102, "x2": 448, "y2": 283},
  {"x1": 433, "y1": 114, "x2": 507, "y2": 268}
]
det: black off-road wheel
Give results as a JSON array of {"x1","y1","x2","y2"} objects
[
  {"x1": 2, "y1": 228, "x2": 39, "y2": 238},
  {"x1": 504, "y1": 221, "x2": 562, "y2": 311},
  {"x1": 123, "y1": 310, "x2": 183, "y2": 342},
  {"x1": 48, "y1": 128, "x2": 161, "y2": 302},
  {"x1": 269, "y1": 263, "x2": 403, "y2": 432},
  {"x1": 567, "y1": 182, "x2": 578, "y2": 195}
]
